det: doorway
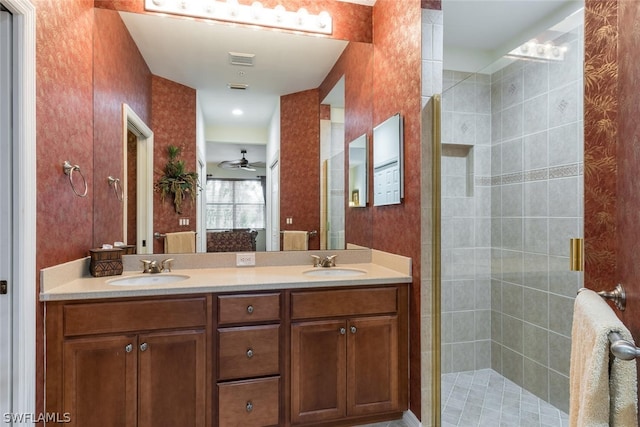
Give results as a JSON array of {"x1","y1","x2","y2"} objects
[
  {"x1": 0, "y1": 0, "x2": 36, "y2": 419},
  {"x1": 122, "y1": 104, "x2": 154, "y2": 254},
  {"x1": 0, "y1": 5, "x2": 13, "y2": 417}
]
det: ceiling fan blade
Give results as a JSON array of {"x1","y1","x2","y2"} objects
[
  {"x1": 217, "y1": 159, "x2": 243, "y2": 169},
  {"x1": 247, "y1": 161, "x2": 266, "y2": 168}
]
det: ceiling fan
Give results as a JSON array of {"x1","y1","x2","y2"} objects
[{"x1": 217, "y1": 149, "x2": 266, "y2": 172}]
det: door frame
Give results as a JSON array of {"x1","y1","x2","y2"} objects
[
  {"x1": 2, "y1": 0, "x2": 36, "y2": 418},
  {"x1": 122, "y1": 104, "x2": 154, "y2": 255}
]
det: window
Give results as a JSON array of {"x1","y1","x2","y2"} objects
[{"x1": 206, "y1": 179, "x2": 265, "y2": 229}]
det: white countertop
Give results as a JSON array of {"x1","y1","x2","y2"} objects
[{"x1": 40, "y1": 262, "x2": 412, "y2": 302}]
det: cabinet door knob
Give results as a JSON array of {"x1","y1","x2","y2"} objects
[
  {"x1": 246, "y1": 348, "x2": 254, "y2": 358},
  {"x1": 247, "y1": 305, "x2": 254, "y2": 314},
  {"x1": 246, "y1": 401, "x2": 253, "y2": 413},
  {"x1": 125, "y1": 344, "x2": 133, "y2": 353},
  {"x1": 339, "y1": 327, "x2": 346, "y2": 335},
  {"x1": 140, "y1": 342, "x2": 148, "y2": 352},
  {"x1": 350, "y1": 326, "x2": 357, "y2": 334}
]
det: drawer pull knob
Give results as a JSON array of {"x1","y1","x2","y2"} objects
[
  {"x1": 246, "y1": 401, "x2": 253, "y2": 413},
  {"x1": 125, "y1": 344, "x2": 133, "y2": 353},
  {"x1": 339, "y1": 327, "x2": 346, "y2": 335},
  {"x1": 247, "y1": 305, "x2": 254, "y2": 314},
  {"x1": 350, "y1": 326, "x2": 357, "y2": 334},
  {"x1": 246, "y1": 348, "x2": 254, "y2": 358},
  {"x1": 140, "y1": 342, "x2": 148, "y2": 352}
]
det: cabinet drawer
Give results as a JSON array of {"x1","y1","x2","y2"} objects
[
  {"x1": 218, "y1": 377, "x2": 280, "y2": 427},
  {"x1": 218, "y1": 325, "x2": 280, "y2": 380},
  {"x1": 218, "y1": 293, "x2": 280, "y2": 325},
  {"x1": 63, "y1": 297, "x2": 208, "y2": 337},
  {"x1": 291, "y1": 287, "x2": 397, "y2": 320}
]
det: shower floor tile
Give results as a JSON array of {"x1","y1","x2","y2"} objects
[{"x1": 442, "y1": 369, "x2": 569, "y2": 427}]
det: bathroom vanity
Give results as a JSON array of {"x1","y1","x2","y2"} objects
[{"x1": 41, "y1": 251, "x2": 411, "y2": 427}]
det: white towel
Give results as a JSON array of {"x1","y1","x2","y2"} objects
[
  {"x1": 569, "y1": 289, "x2": 638, "y2": 427},
  {"x1": 282, "y1": 231, "x2": 308, "y2": 251},
  {"x1": 164, "y1": 231, "x2": 196, "y2": 254}
]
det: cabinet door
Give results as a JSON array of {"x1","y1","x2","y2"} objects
[
  {"x1": 137, "y1": 329, "x2": 207, "y2": 427},
  {"x1": 291, "y1": 320, "x2": 346, "y2": 424},
  {"x1": 63, "y1": 335, "x2": 137, "y2": 427},
  {"x1": 347, "y1": 316, "x2": 399, "y2": 416}
]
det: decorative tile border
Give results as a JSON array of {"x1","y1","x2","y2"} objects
[{"x1": 484, "y1": 162, "x2": 583, "y2": 187}]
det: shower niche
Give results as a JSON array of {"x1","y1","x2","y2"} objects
[{"x1": 442, "y1": 144, "x2": 474, "y2": 198}]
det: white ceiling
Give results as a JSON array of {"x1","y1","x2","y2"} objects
[
  {"x1": 119, "y1": 0, "x2": 583, "y2": 165},
  {"x1": 443, "y1": 0, "x2": 583, "y2": 71}
]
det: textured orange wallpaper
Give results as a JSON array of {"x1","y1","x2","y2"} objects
[
  {"x1": 35, "y1": 0, "x2": 96, "y2": 416},
  {"x1": 151, "y1": 76, "x2": 198, "y2": 253},
  {"x1": 372, "y1": 0, "x2": 422, "y2": 417},
  {"x1": 319, "y1": 41, "x2": 374, "y2": 248},
  {"x1": 280, "y1": 89, "x2": 321, "y2": 250},
  {"x1": 93, "y1": 7, "x2": 152, "y2": 248},
  {"x1": 612, "y1": 0, "x2": 640, "y2": 375},
  {"x1": 584, "y1": 0, "x2": 618, "y2": 292}
]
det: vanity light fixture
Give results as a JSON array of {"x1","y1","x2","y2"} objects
[
  {"x1": 506, "y1": 39, "x2": 568, "y2": 62},
  {"x1": 145, "y1": 0, "x2": 333, "y2": 35}
]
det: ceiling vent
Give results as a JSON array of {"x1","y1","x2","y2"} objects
[
  {"x1": 228, "y1": 52, "x2": 255, "y2": 67},
  {"x1": 227, "y1": 83, "x2": 249, "y2": 90}
]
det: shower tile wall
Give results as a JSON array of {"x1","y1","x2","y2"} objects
[
  {"x1": 441, "y1": 71, "x2": 493, "y2": 374},
  {"x1": 491, "y1": 27, "x2": 584, "y2": 414},
  {"x1": 443, "y1": 24, "x2": 584, "y2": 415}
]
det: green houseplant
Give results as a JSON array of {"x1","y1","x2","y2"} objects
[{"x1": 155, "y1": 145, "x2": 199, "y2": 214}]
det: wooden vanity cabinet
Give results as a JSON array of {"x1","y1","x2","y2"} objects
[
  {"x1": 46, "y1": 296, "x2": 211, "y2": 427},
  {"x1": 216, "y1": 292, "x2": 283, "y2": 427},
  {"x1": 289, "y1": 286, "x2": 408, "y2": 426}
]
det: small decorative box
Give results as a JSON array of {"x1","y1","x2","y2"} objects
[
  {"x1": 89, "y1": 248, "x2": 124, "y2": 277},
  {"x1": 120, "y1": 245, "x2": 136, "y2": 255}
]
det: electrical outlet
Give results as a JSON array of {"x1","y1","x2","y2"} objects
[{"x1": 236, "y1": 252, "x2": 256, "y2": 267}]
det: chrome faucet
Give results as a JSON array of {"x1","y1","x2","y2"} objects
[
  {"x1": 311, "y1": 254, "x2": 337, "y2": 268},
  {"x1": 141, "y1": 258, "x2": 174, "y2": 273}
]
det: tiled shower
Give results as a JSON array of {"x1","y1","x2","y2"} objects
[{"x1": 440, "y1": 13, "x2": 584, "y2": 415}]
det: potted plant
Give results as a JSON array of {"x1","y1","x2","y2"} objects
[{"x1": 155, "y1": 145, "x2": 199, "y2": 213}]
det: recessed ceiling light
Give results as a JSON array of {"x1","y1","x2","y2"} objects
[{"x1": 232, "y1": 108, "x2": 244, "y2": 116}]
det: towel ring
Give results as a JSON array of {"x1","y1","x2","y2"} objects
[
  {"x1": 108, "y1": 176, "x2": 124, "y2": 201},
  {"x1": 63, "y1": 161, "x2": 88, "y2": 197}
]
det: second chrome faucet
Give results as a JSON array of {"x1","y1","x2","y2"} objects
[
  {"x1": 311, "y1": 254, "x2": 337, "y2": 268},
  {"x1": 141, "y1": 258, "x2": 174, "y2": 274}
]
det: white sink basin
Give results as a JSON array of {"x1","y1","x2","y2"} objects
[
  {"x1": 302, "y1": 268, "x2": 366, "y2": 277},
  {"x1": 107, "y1": 274, "x2": 190, "y2": 286}
]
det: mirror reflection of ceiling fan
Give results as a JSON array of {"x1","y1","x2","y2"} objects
[{"x1": 217, "y1": 149, "x2": 266, "y2": 172}]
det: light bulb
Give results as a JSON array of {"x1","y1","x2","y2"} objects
[
  {"x1": 251, "y1": 1, "x2": 263, "y2": 19},
  {"x1": 274, "y1": 5, "x2": 285, "y2": 22},
  {"x1": 318, "y1": 11, "x2": 330, "y2": 28},
  {"x1": 297, "y1": 8, "x2": 308, "y2": 25}
]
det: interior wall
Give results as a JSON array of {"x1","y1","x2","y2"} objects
[
  {"x1": 372, "y1": 0, "x2": 423, "y2": 418},
  {"x1": 440, "y1": 71, "x2": 492, "y2": 375},
  {"x1": 34, "y1": 0, "x2": 95, "y2": 413},
  {"x1": 93, "y1": 7, "x2": 151, "y2": 247},
  {"x1": 319, "y1": 41, "x2": 374, "y2": 249},
  {"x1": 279, "y1": 88, "x2": 321, "y2": 250},
  {"x1": 150, "y1": 75, "x2": 197, "y2": 253},
  {"x1": 490, "y1": 26, "x2": 584, "y2": 412}
]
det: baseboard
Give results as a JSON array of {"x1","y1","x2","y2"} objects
[{"x1": 403, "y1": 410, "x2": 422, "y2": 427}]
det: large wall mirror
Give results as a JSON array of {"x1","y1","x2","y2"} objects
[
  {"x1": 348, "y1": 133, "x2": 367, "y2": 208},
  {"x1": 373, "y1": 113, "x2": 403, "y2": 206},
  {"x1": 93, "y1": 8, "x2": 374, "y2": 254}
]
